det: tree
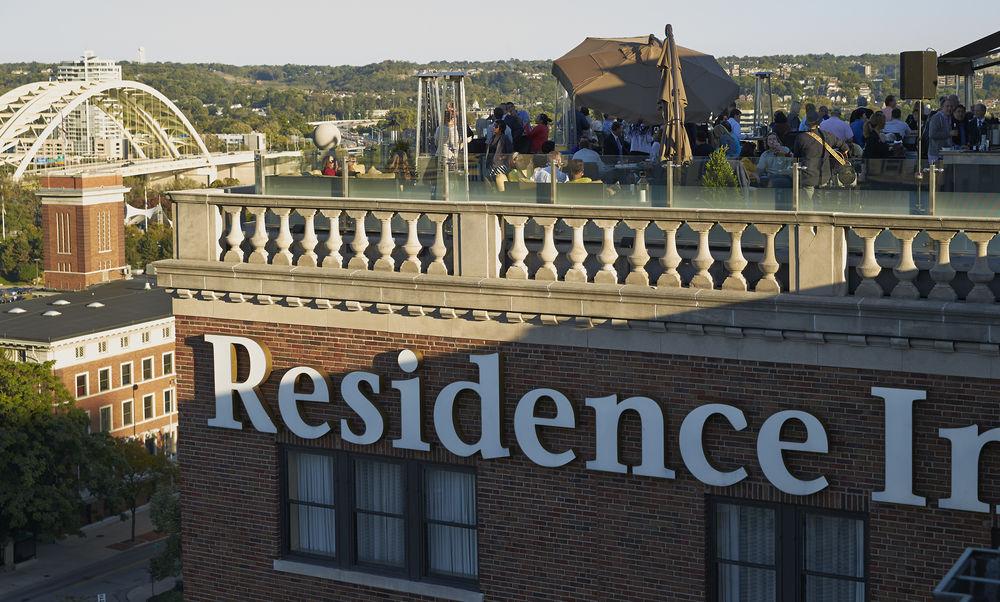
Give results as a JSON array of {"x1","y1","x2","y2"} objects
[
  {"x1": 149, "y1": 465, "x2": 181, "y2": 580},
  {"x1": 0, "y1": 359, "x2": 117, "y2": 550},
  {"x1": 107, "y1": 438, "x2": 171, "y2": 543},
  {"x1": 701, "y1": 147, "x2": 739, "y2": 188}
]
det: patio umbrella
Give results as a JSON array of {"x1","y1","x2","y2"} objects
[
  {"x1": 659, "y1": 24, "x2": 692, "y2": 164},
  {"x1": 552, "y1": 35, "x2": 738, "y2": 124}
]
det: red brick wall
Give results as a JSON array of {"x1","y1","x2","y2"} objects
[
  {"x1": 175, "y1": 315, "x2": 1000, "y2": 601},
  {"x1": 55, "y1": 342, "x2": 176, "y2": 436},
  {"x1": 42, "y1": 200, "x2": 125, "y2": 291}
]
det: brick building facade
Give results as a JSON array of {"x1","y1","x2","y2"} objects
[
  {"x1": 175, "y1": 310, "x2": 1000, "y2": 601},
  {"x1": 39, "y1": 174, "x2": 129, "y2": 291}
]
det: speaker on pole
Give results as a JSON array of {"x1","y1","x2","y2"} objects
[{"x1": 899, "y1": 51, "x2": 938, "y2": 100}]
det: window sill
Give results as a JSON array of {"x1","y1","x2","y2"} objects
[{"x1": 272, "y1": 559, "x2": 483, "y2": 602}]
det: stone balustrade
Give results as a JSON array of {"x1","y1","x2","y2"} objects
[{"x1": 170, "y1": 190, "x2": 1000, "y2": 305}]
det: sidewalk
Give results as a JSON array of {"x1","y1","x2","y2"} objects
[{"x1": 0, "y1": 505, "x2": 157, "y2": 599}]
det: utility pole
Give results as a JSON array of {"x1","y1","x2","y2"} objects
[{"x1": 2, "y1": 197, "x2": 6, "y2": 240}]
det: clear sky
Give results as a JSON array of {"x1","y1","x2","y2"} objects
[{"x1": 1, "y1": 0, "x2": 997, "y2": 65}]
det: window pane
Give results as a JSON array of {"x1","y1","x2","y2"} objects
[
  {"x1": 287, "y1": 452, "x2": 335, "y2": 505},
  {"x1": 427, "y1": 524, "x2": 478, "y2": 578},
  {"x1": 717, "y1": 563, "x2": 776, "y2": 602},
  {"x1": 356, "y1": 514, "x2": 405, "y2": 567},
  {"x1": 354, "y1": 459, "x2": 404, "y2": 514},
  {"x1": 425, "y1": 468, "x2": 476, "y2": 526},
  {"x1": 354, "y1": 459, "x2": 404, "y2": 567},
  {"x1": 289, "y1": 504, "x2": 336, "y2": 558},
  {"x1": 805, "y1": 575, "x2": 865, "y2": 602},
  {"x1": 715, "y1": 504, "x2": 775, "y2": 565},
  {"x1": 804, "y1": 514, "x2": 864, "y2": 578},
  {"x1": 287, "y1": 452, "x2": 336, "y2": 558}
]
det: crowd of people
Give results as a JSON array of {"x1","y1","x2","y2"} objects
[
  {"x1": 696, "y1": 95, "x2": 998, "y2": 194},
  {"x1": 316, "y1": 95, "x2": 997, "y2": 196}
]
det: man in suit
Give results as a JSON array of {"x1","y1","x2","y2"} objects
[
  {"x1": 602, "y1": 121, "x2": 628, "y2": 156},
  {"x1": 969, "y1": 103, "x2": 996, "y2": 146}
]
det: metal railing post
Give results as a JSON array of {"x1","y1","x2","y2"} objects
[
  {"x1": 925, "y1": 163, "x2": 942, "y2": 216},
  {"x1": 666, "y1": 162, "x2": 674, "y2": 208},
  {"x1": 341, "y1": 154, "x2": 350, "y2": 198},
  {"x1": 441, "y1": 159, "x2": 450, "y2": 201},
  {"x1": 550, "y1": 156, "x2": 558, "y2": 204},
  {"x1": 253, "y1": 150, "x2": 265, "y2": 195},
  {"x1": 791, "y1": 160, "x2": 801, "y2": 211}
]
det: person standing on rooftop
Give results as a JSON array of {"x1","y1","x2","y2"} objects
[
  {"x1": 788, "y1": 101, "x2": 802, "y2": 131},
  {"x1": 798, "y1": 103, "x2": 817, "y2": 131},
  {"x1": 927, "y1": 97, "x2": 955, "y2": 164},
  {"x1": 820, "y1": 107, "x2": 854, "y2": 144},
  {"x1": 727, "y1": 109, "x2": 743, "y2": 140},
  {"x1": 882, "y1": 95, "x2": 897, "y2": 122}
]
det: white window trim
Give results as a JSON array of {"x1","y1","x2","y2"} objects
[
  {"x1": 98, "y1": 366, "x2": 112, "y2": 392},
  {"x1": 141, "y1": 355, "x2": 154, "y2": 382},
  {"x1": 120, "y1": 335, "x2": 130, "y2": 349},
  {"x1": 120, "y1": 361, "x2": 134, "y2": 387},
  {"x1": 122, "y1": 399, "x2": 134, "y2": 426},
  {"x1": 161, "y1": 352, "x2": 174, "y2": 375},
  {"x1": 74, "y1": 372, "x2": 89, "y2": 398},
  {"x1": 142, "y1": 393, "x2": 155, "y2": 421},
  {"x1": 99, "y1": 404, "x2": 114, "y2": 432}
]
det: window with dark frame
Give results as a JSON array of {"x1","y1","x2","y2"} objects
[
  {"x1": 98, "y1": 367, "x2": 111, "y2": 392},
  {"x1": 121, "y1": 362, "x2": 132, "y2": 386},
  {"x1": 75, "y1": 373, "x2": 87, "y2": 398},
  {"x1": 162, "y1": 352, "x2": 173, "y2": 375},
  {"x1": 122, "y1": 400, "x2": 133, "y2": 426},
  {"x1": 283, "y1": 448, "x2": 478, "y2": 589},
  {"x1": 99, "y1": 406, "x2": 112, "y2": 433},
  {"x1": 142, "y1": 394, "x2": 154, "y2": 421},
  {"x1": 708, "y1": 498, "x2": 866, "y2": 602},
  {"x1": 142, "y1": 357, "x2": 153, "y2": 381}
]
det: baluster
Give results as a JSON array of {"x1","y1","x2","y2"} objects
[
  {"x1": 593, "y1": 219, "x2": 619, "y2": 284},
  {"x1": 320, "y1": 209, "x2": 343, "y2": 268},
  {"x1": 688, "y1": 221, "x2": 715, "y2": 289},
  {"x1": 965, "y1": 231, "x2": 997, "y2": 303},
  {"x1": 247, "y1": 207, "x2": 269, "y2": 264},
  {"x1": 270, "y1": 208, "x2": 293, "y2": 266},
  {"x1": 427, "y1": 213, "x2": 449, "y2": 275},
  {"x1": 346, "y1": 210, "x2": 370, "y2": 270},
  {"x1": 852, "y1": 227, "x2": 884, "y2": 297},
  {"x1": 534, "y1": 217, "x2": 558, "y2": 281},
  {"x1": 504, "y1": 216, "x2": 529, "y2": 279},
  {"x1": 297, "y1": 209, "x2": 319, "y2": 267},
  {"x1": 372, "y1": 211, "x2": 396, "y2": 271},
  {"x1": 563, "y1": 218, "x2": 589, "y2": 282},
  {"x1": 222, "y1": 206, "x2": 245, "y2": 262},
  {"x1": 889, "y1": 229, "x2": 920, "y2": 299},
  {"x1": 754, "y1": 223, "x2": 782, "y2": 294},
  {"x1": 624, "y1": 220, "x2": 650, "y2": 286},
  {"x1": 719, "y1": 223, "x2": 748, "y2": 291},
  {"x1": 654, "y1": 220, "x2": 682, "y2": 288},
  {"x1": 927, "y1": 230, "x2": 957, "y2": 301},
  {"x1": 399, "y1": 212, "x2": 422, "y2": 273}
]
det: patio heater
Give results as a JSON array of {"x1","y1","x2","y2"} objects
[
  {"x1": 414, "y1": 71, "x2": 469, "y2": 200},
  {"x1": 752, "y1": 72, "x2": 774, "y2": 136}
]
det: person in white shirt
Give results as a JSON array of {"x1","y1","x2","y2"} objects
[
  {"x1": 882, "y1": 108, "x2": 912, "y2": 141},
  {"x1": 819, "y1": 108, "x2": 854, "y2": 144},
  {"x1": 727, "y1": 109, "x2": 743, "y2": 139},
  {"x1": 571, "y1": 137, "x2": 602, "y2": 164},
  {"x1": 532, "y1": 151, "x2": 569, "y2": 183}
]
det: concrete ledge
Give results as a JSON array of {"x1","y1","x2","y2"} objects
[{"x1": 272, "y1": 559, "x2": 483, "y2": 602}]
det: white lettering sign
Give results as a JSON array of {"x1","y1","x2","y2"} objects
[{"x1": 202, "y1": 335, "x2": 996, "y2": 514}]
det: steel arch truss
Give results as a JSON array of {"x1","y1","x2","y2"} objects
[{"x1": 0, "y1": 80, "x2": 210, "y2": 180}]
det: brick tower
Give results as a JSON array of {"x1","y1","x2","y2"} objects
[{"x1": 39, "y1": 174, "x2": 129, "y2": 291}]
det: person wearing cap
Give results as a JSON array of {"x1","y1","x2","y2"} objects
[
  {"x1": 523, "y1": 114, "x2": 552, "y2": 154},
  {"x1": 792, "y1": 111, "x2": 850, "y2": 199},
  {"x1": 819, "y1": 107, "x2": 854, "y2": 145}
]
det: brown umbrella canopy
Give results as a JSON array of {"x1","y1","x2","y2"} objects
[
  {"x1": 552, "y1": 35, "x2": 738, "y2": 124},
  {"x1": 659, "y1": 25, "x2": 692, "y2": 164}
]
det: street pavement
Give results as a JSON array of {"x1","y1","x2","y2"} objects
[{"x1": 0, "y1": 505, "x2": 177, "y2": 602}]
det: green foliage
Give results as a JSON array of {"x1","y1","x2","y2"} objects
[
  {"x1": 0, "y1": 177, "x2": 42, "y2": 283},
  {"x1": 0, "y1": 359, "x2": 118, "y2": 546},
  {"x1": 126, "y1": 223, "x2": 173, "y2": 270},
  {"x1": 105, "y1": 438, "x2": 172, "y2": 542},
  {"x1": 149, "y1": 466, "x2": 181, "y2": 580},
  {"x1": 209, "y1": 177, "x2": 241, "y2": 188},
  {"x1": 701, "y1": 147, "x2": 738, "y2": 188}
]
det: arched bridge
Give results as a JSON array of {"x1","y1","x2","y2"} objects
[{"x1": 0, "y1": 80, "x2": 212, "y2": 180}]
